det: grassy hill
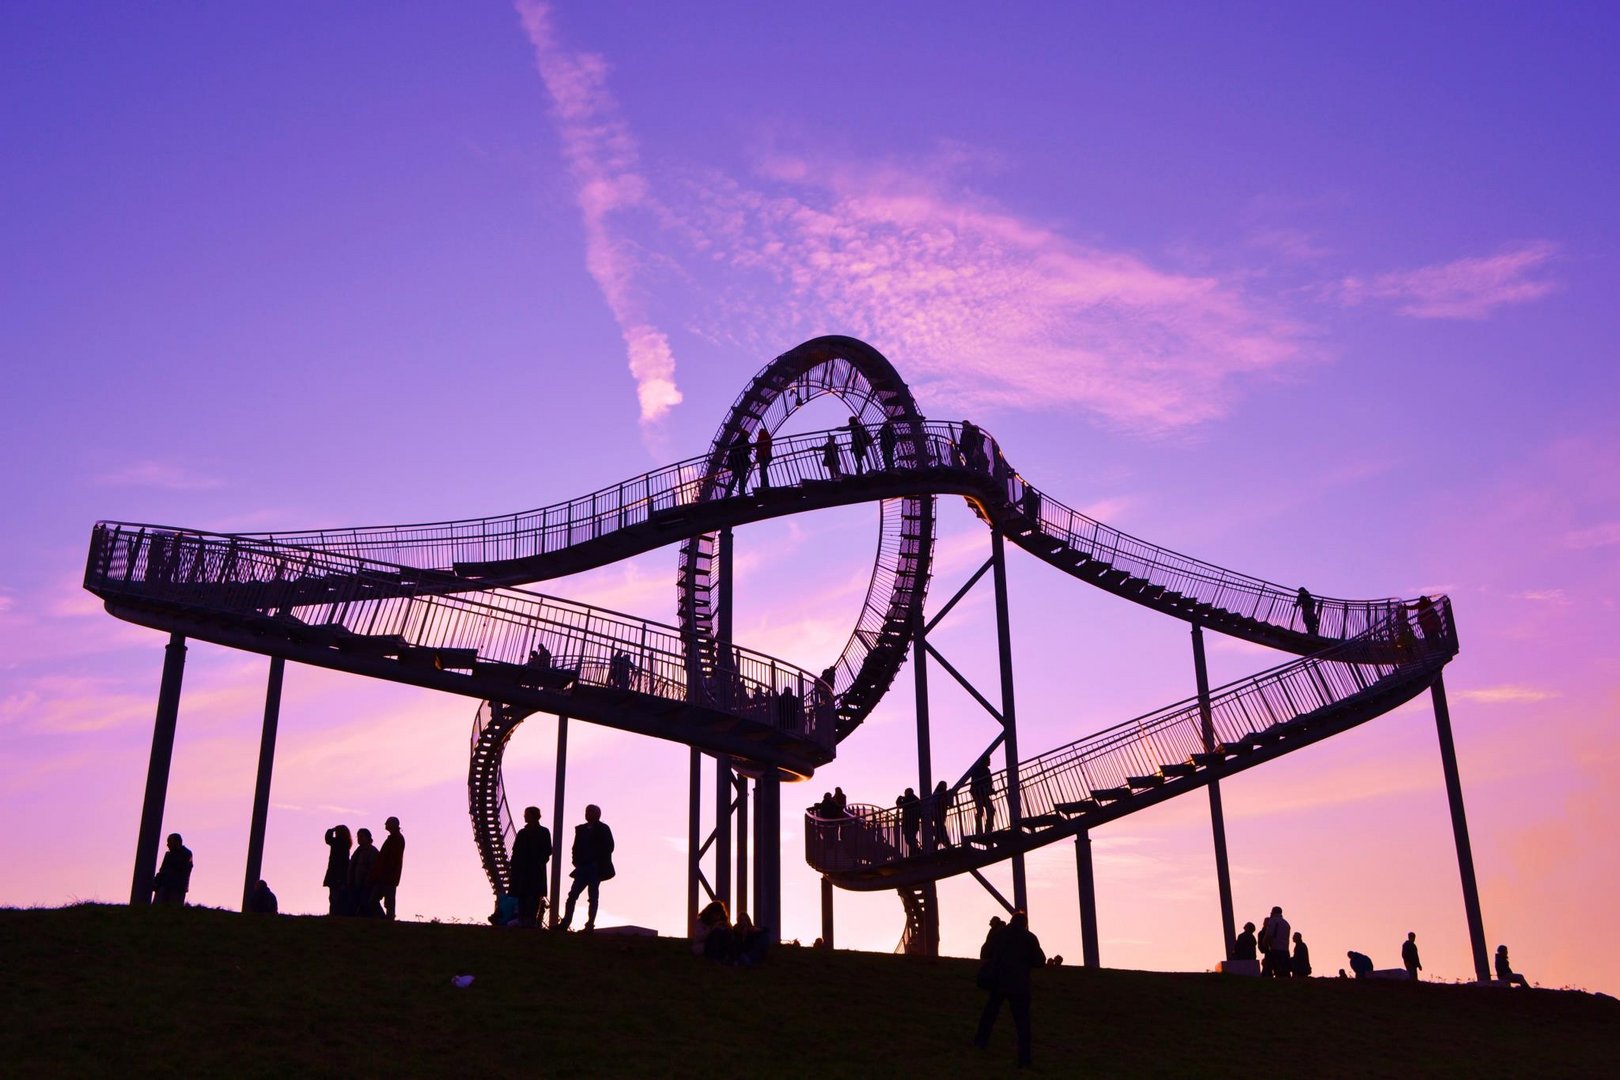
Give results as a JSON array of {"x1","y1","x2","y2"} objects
[{"x1": 2, "y1": 905, "x2": 1614, "y2": 1078}]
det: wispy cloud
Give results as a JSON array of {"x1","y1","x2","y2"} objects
[
  {"x1": 1515, "y1": 588, "x2": 1568, "y2": 604},
  {"x1": 1564, "y1": 522, "x2": 1620, "y2": 550},
  {"x1": 93, "y1": 460, "x2": 223, "y2": 491},
  {"x1": 1453, "y1": 684, "x2": 1561, "y2": 705},
  {"x1": 1338, "y1": 242, "x2": 1558, "y2": 319},
  {"x1": 514, "y1": 1, "x2": 681, "y2": 428},
  {"x1": 679, "y1": 155, "x2": 1310, "y2": 431}
]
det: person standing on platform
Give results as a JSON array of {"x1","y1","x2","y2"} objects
[
  {"x1": 898, "y1": 788, "x2": 921, "y2": 854},
  {"x1": 973, "y1": 910, "x2": 1046, "y2": 1068},
  {"x1": 753, "y1": 428, "x2": 772, "y2": 491},
  {"x1": 725, "y1": 432, "x2": 751, "y2": 496},
  {"x1": 930, "y1": 780, "x2": 953, "y2": 849},
  {"x1": 509, "y1": 806, "x2": 553, "y2": 928},
  {"x1": 1403, "y1": 931, "x2": 1422, "y2": 980},
  {"x1": 1297, "y1": 587, "x2": 1320, "y2": 636},
  {"x1": 151, "y1": 833, "x2": 192, "y2": 905},
  {"x1": 847, "y1": 416, "x2": 873, "y2": 475},
  {"x1": 879, "y1": 417, "x2": 897, "y2": 471},
  {"x1": 559, "y1": 804, "x2": 615, "y2": 932},
  {"x1": 821, "y1": 433, "x2": 842, "y2": 480},
  {"x1": 970, "y1": 756, "x2": 996, "y2": 834},
  {"x1": 323, "y1": 825, "x2": 352, "y2": 915}
]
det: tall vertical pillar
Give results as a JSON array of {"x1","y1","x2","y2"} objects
[
  {"x1": 821, "y1": 877, "x2": 834, "y2": 949},
  {"x1": 990, "y1": 531, "x2": 1027, "y2": 911},
  {"x1": 1431, "y1": 675, "x2": 1490, "y2": 982},
  {"x1": 240, "y1": 656, "x2": 284, "y2": 911},
  {"x1": 714, "y1": 527, "x2": 734, "y2": 909},
  {"x1": 1192, "y1": 623, "x2": 1236, "y2": 959},
  {"x1": 735, "y1": 774, "x2": 749, "y2": 920},
  {"x1": 131, "y1": 633, "x2": 187, "y2": 906},
  {"x1": 754, "y1": 769, "x2": 780, "y2": 942},
  {"x1": 1075, "y1": 830, "x2": 1100, "y2": 968},
  {"x1": 688, "y1": 747, "x2": 702, "y2": 932},
  {"x1": 548, "y1": 715, "x2": 568, "y2": 928}
]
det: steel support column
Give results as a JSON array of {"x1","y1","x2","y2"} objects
[
  {"x1": 990, "y1": 530, "x2": 1027, "y2": 912},
  {"x1": 1431, "y1": 675, "x2": 1490, "y2": 982},
  {"x1": 688, "y1": 747, "x2": 702, "y2": 932},
  {"x1": 1192, "y1": 623, "x2": 1236, "y2": 959},
  {"x1": 754, "y1": 770, "x2": 780, "y2": 942},
  {"x1": 714, "y1": 527, "x2": 734, "y2": 909},
  {"x1": 549, "y1": 715, "x2": 568, "y2": 928},
  {"x1": 912, "y1": 599, "x2": 939, "y2": 953},
  {"x1": 240, "y1": 656, "x2": 284, "y2": 911},
  {"x1": 131, "y1": 632, "x2": 187, "y2": 906},
  {"x1": 821, "y1": 877, "x2": 834, "y2": 949},
  {"x1": 1075, "y1": 830, "x2": 1100, "y2": 968},
  {"x1": 735, "y1": 774, "x2": 749, "y2": 920}
]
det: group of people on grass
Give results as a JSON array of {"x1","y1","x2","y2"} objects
[
  {"x1": 1233, "y1": 905, "x2": 1313, "y2": 977},
  {"x1": 691, "y1": 900, "x2": 771, "y2": 967},
  {"x1": 323, "y1": 817, "x2": 406, "y2": 919},
  {"x1": 492, "y1": 804, "x2": 615, "y2": 933}
]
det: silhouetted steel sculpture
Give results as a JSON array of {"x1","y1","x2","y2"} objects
[{"x1": 85, "y1": 336, "x2": 1485, "y2": 979}]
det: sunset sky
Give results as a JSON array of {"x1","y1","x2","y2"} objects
[{"x1": 3, "y1": 4, "x2": 1616, "y2": 991}]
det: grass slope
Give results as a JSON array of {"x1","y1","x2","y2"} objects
[{"x1": 2, "y1": 905, "x2": 1615, "y2": 1078}]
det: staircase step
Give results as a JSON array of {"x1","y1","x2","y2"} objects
[
  {"x1": 1055, "y1": 799, "x2": 1099, "y2": 815},
  {"x1": 1191, "y1": 751, "x2": 1227, "y2": 767},
  {"x1": 1018, "y1": 813, "x2": 1065, "y2": 830},
  {"x1": 1091, "y1": 786, "x2": 1133, "y2": 802},
  {"x1": 1126, "y1": 774, "x2": 1166, "y2": 789},
  {"x1": 1160, "y1": 762, "x2": 1197, "y2": 778}
]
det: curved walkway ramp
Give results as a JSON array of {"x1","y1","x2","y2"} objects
[
  {"x1": 806, "y1": 600, "x2": 1457, "y2": 892},
  {"x1": 84, "y1": 524, "x2": 834, "y2": 775}
]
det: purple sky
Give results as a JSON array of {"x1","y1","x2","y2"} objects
[{"x1": 3, "y1": 3, "x2": 1617, "y2": 990}]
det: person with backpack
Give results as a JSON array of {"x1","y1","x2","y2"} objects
[{"x1": 558, "y1": 804, "x2": 615, "y2": 932}]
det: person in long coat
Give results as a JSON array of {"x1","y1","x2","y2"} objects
[
  {"x1": 558, "y1": 804, "x2": 615, "y2": 931},
  {"x1": 371, "y1": 816, "x2": 406, "y2": 920},
  {"x1": 347, "y1": 828, "x2": 380, "y2": 917},
  {"x1": 151, "y1": 833, "x2": 193, "y2": 905},
  {"x1": 973, "y1": 910, "x2": 1046, "y2": 1068},
  {"x1": 509, "y1": 806, "x2": 553, "y2": 927}
]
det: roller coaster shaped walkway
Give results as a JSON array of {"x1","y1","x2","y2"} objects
[{"x1": 84, "y1": 336, "x2": 1458, "y2": 923}]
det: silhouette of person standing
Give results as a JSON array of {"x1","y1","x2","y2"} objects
[
  {"x1": 559, "y1": 804, "x2": 615, "y2": 932},
  {"x1": 725, "y1": 432, "x2": 751, "y2": 496},
  {"x1": 753, "y1": 428, "x2": 772, "y2": 490},
  {"x1": 878, "y1": 417, "x2": 897, "y2": 471},
  {"x1": 151, "y1": 832, "x2": 192, "y2": 905},
  {"x1": 970, "y1": 756, "x2": 996, "y2": 834},
  {"x1": 1297, "y1": 587, "x2": 1319, "y2": 636},
  {"x1": 930, "y1": 780, "x2": 953, "y2": 850},
  {"x1": 898, "y1": 788, "x2": 921, "y2": 855},
  {"x1": 1291, "y1": 932, "x2": 1311, "y2": 977},
  {"x1": 348, "y1": 828, "x2": 380, "y2": 917},
  {"x1": 973, "y1": 910, "x2": 1045, "y2": 1068},
  {"x1": 1259, "y1": 906, "x2": 1291, "y2": 977},
  {"x1": 370, "y1": 816, "x2": 405, "y2": 920},
  {"x1": 847, "y1": 416, "x2": 873, "y2": 475},
  {"x1": 509, "y1": 806, "x2": 553, "y2": 928},
  {"x1": 323, "y1": 825, "x2": 352, "y2": 915},
  {"x1": 821, "y1": 434, "x2": 842, "y2": 479},
  {"x1": 1402, "y1": 931, "x2": 1422, "y2": 980}
]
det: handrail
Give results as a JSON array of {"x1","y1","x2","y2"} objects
[
  {"x1": 162, "y1": 419, "x2": 1403, "y2": 642},
  {"x1": 805, "y1": 598, "x2": 1455, "y2": 875},
  {"x1": 85, "y1": 523, "x2": 835, "y2": 752}
]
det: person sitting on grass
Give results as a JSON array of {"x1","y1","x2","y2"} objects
[{"x1": 1495, "y1": 945, "x2": 1529, "y2": 988}]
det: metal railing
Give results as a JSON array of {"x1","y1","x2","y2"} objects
[
  {"x1": 86, "y1": 523, "x2": 835, "y2": 752},
  {"x1": 805, "y1": 598, "x2": 1455, "y2": 874},
  {"x1": 211, "y1": 420, "x2": 1403, "y2": 641}
]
